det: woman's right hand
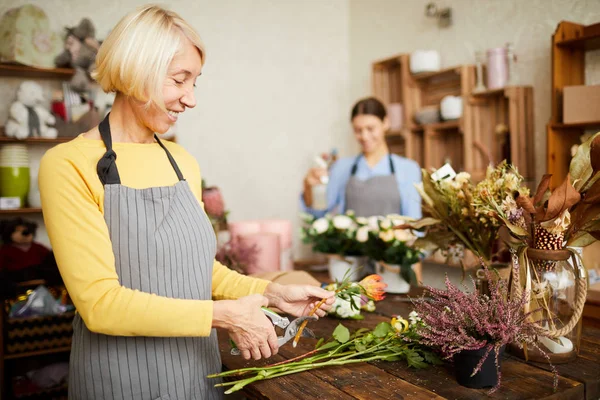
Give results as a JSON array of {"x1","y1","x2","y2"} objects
[
  {"x1": 302, "y1": 167, "x2": 327, "y2": 207},
  {"x1": 212, "y1": 294, "x2": 278, "y2": 360}
]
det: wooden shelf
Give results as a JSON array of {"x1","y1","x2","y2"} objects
[
  {"x1": 0, "y1": 208, "x2": 42, "y2": 214},
  {"x1": 550, "y1": 121, "x2": 600, "y2": 129},
  {"x1": 555, "y1": 21, "x2": 600, "y2": 51},
  {"x1": 412, "y1": 120, "x2": 460, "y2": 132},
  {"x1": 4, "y1": 346, "x2": 71, "y2": 360},
  {"x1": 0, "y1": 130, "x2": 73, "y2": 144},
  {"x1": 0, "y1": 64, "x2": 74, "y2": 79},
  {"x1": 386, "y1": 130, "x2": 405, "y2": 138},
  {"x1": 471, "y1": 87, "x2": 506, "y2": 97},
  {"x1": 411, "y1": 66, "x2": 462, "y2": 82}
]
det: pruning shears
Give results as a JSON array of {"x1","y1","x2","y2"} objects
[{"x1": 230, "y1": 307, "x2": 317, "y2": 356}]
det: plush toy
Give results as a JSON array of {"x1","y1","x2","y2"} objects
[
  {"x1": 5, "y1": 81, "x2": 58, "y2": 139},
  {"x1": 0, "y1": 218, "x2": 62, "y2": 299},
  {"x1": 0, "y1": 218, "x2": 50, "y2": 272},
  {"x1": 54, "y1": 18, "x2": 101, "y2": 93}
]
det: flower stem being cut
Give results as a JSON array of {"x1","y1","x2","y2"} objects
[{"x1": 292, "y1": 274, "x2": 387, "y2": 347}]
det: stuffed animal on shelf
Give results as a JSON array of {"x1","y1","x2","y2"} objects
[
  {"x1": 0, "y1": 218, "x2": 50, "y2": 272},
  {"x1": 54, "y1": 18, "x2": 101, "y2": 93},
  {"x1": 5, "y1": 81, "x2": 58, "y2": 139}
]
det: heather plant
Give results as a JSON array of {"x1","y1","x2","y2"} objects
[{"x1": 412, "y1": 268, "x2": 558, "y2": 393}]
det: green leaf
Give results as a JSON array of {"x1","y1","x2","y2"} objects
[
  {"x1": 405, "y1": 349, "x2": 428, "y2": 369},
  {"x1": 373, "y1": 322, "x2": 392, "y2": 338},
  {"x1": 423, "y1": 351, "x2": 444, "y2": 365},
  {"x1": 332, "y1": 324, "x2": 350, "y2": 343},
  {"x1": 348, "y1": 314, "x2": 365, "y2": 320},
  {"x1": 381, "y1": 355, "x2": 402, "y2": 362},
  {"x1": 583, "y1": 177, "x2": 600, "y2": 204},
  {"x1": 315, "y1": 338, "x2": 324, "y2": 349},
  {"x1": 355, "y1": 342, "x2": 367, "y2": 352}
]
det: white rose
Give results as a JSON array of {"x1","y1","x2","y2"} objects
[
  {"x1": 380, "y1": 218, "x2": 392, "y2": 230},
  {"x1": 386, "y1": 214, "x2": 407, "y2": 227},
  {"x1": 367, "y1": 216, "x2": 381, "y2": 231},
  {"x1": 333, "y1": 215, "x2": 353, "y2": 230},
  {"x1": 312, "y1": 218, "x2": 329, "y2": 234},
  {"x1": 379, "y1": 230, "x2": 395, "y2": 242},
  {"x1": 356, "y1": 226, "x2": 369, "y2": 243},
  {"x1": 356, "y1": 217, "x2": 368, "y2": 225}
]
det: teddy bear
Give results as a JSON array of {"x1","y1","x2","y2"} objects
[
  {"x1": 5, "y1": 81, "x2": 58, "y2": 139},
  {"x1": 54, "y1": 18, "x2": 101, "y2": 94},
  {"x1": 0, "y1": 218, "x2": 61, "y2": 299}
]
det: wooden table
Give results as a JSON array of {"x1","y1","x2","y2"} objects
[{"x1": 218, "y1": 285, "x2": 600, "y2": 399}]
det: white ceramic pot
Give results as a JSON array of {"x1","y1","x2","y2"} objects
[
  {"x1": 376, "y1": 262, "x2": 410, "y2": 294},
  {"x1": 440, "y1": 95, "x2": 463, "y2": 120},
  {"x1": 328, "y1": 255, "x2": 363, "y2": 282},
  {"x1": 410, "y1": 50, "x2": 441, "y2": 74}
]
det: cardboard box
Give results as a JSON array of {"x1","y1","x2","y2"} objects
[{"x1": 563, "y1": 85, "x2": 600, "y2": 124}]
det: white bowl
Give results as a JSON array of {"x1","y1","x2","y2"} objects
[{"x1": 410, "y1": 50, "x2": 441, "y2": 73}]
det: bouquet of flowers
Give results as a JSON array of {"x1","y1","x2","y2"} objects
[
  {"x1": 323, "y1": 274, "x2": 386, "y2": 319},
  {"x1": 406, "y1": 161, "x2": 527, "y2": 268},
  {"x1": 483, "y1": 132, "x2": 600, "y2": 251},
  {"x1": 363, "y1": 215, "x2": 422, "y2": 284},
  {"x1": 479, "y1": 133, "x2": 600, "y2": 359},
  {"x1": 412, "y1": 268, "x2": 557, "y2": 393},
  {"x1": 300, "y1": 211, "x2": 365, "y2": 256},
  {"x1": 208, "y1": 313, "x2": 441, "y2": 394}
]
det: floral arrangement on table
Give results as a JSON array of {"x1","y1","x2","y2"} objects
[
  {"x1": 201, "y1": 179, "x2": 229, "y2": 233},
  {"x1": 322, "y1": 274, "x2": 386, "y2": 320},
  {"x1": 215, "y1": 238, "x2": 259, "y2": 274},
  {"x1": 209, "y1": 313, "x2": 441, "y2": 394},
  {"x1": 290, "y1": 272, "x2": 387, "y2": 346},
  {"x1": 412, "y1": 268, "x2": 557, "y2": 393},
  {"x1": 300, "y1": 211, "x2": 365, "y2": 256},
  {"x1": 405, "y1": 161, "x2": 528, "y2": 269},
  {"x1": 479, "y1": 132, "x2": 600, "y2": 359},
  {"x1": 363, "y1": 215, "x2": 422, "y2": 285}
]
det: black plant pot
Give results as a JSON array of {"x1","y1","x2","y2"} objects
[{"x1": 453, "y1": 345, "x2": 505, "y2": 389}]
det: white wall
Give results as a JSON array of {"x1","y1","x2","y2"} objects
[{"x1": 0, "y1": 0, "x2": 353, "y2": 255}]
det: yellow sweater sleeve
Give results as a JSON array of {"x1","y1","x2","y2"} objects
[
  {"x1": 38, "y1": 140, "x2": 265, "y2": 338},
  {"x1": 185, "y1": 160, "x2": 271, "y2": 299}
]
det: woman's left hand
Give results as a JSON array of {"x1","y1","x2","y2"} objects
[{"x1": 264, "y1": 283, "x2": 335, "y2": 318}]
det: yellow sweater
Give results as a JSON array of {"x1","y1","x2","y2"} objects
[{"x1": 39, "y1": 135, "x2": 269, "y2": 337}]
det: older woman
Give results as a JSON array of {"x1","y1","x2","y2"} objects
[{"x1": 39, "y1": 5, "x2": 333, "y2": 400}]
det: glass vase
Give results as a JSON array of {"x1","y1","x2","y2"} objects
[{"x1": 509, "y1": 247, "x2": 587, "y2": 363}]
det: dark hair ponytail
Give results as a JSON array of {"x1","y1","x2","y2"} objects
[{"x1": 350, "y1": 97, "x2": 387, "y2": 121}]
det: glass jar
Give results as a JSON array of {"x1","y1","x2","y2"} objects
[{"x1": 510, "y1": 247, "x2": 587, "y2": 363}]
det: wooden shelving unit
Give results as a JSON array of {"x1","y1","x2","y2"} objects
[
  {"x1": 0, "y1": 63, "x2": 77, "y2": 400},
  {"x1": 372, "y1": 54, "x2": 476, "y2": 172},
  {"x1": 547, "y1": 21, "x2": 600, "y2": 188},
  {"x1": 372, "y1": 53, "x2": 535, "y2": 182},
  {"x1": 467, "y1": 86, "x2": 535, "y2": 182}
]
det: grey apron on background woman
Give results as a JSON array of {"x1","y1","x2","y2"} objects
[
  {"x1": 345, "y1": 154, "x2": 401, "y2": 218},
  {"x1": 69, "y1": 115, "x2": 223, "y2": 400}
]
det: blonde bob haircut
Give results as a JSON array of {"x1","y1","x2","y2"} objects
[{"x1": 93, "y1": 5, "x2": 205, "y2": 111}]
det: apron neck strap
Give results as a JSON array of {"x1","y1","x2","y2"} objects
[
  {"x1": 350, "y1": 154, "x2": 395, "y2": 176},
  {"x1": 96, "y1": 113, "x2": 185, "y2": 185}
]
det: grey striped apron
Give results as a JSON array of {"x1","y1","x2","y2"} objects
[
  {"x1": 68, "y1": 114, "x2": 223, "y2": 400},
  {"x1": 345, "y1": 154, "x2": 401, "y2": 218}
]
